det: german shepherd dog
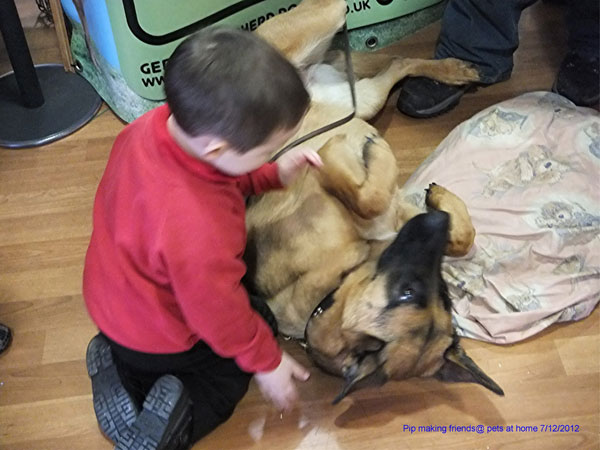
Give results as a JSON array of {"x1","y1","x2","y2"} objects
[{"x1": 245, "y1": 0, "x2": 503, "y2": 402}]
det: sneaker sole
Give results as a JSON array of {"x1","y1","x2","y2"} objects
[
  {"x1": 86, "y1": 335, "x2": 139, "y2": 443},
  {"x1": 116, "y1": 375, "x2": 192, "y2": 450},
  {"x1": 0, "y1": 325, "x2": 12, "y2": 355}
]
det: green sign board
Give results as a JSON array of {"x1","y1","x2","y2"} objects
[{"x1": 106, "y1": 0, "x2": 441, "y2": 100}]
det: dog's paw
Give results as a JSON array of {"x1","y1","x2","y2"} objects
[
  {"x1": 425, "y1": 182, "x2": 467, "y2": 216},
  {"x1": 425, "y1": 182, "x2": 444, "y2": 208},
  {"x1": 425, "y1": 183, "x2": 475, "y2": 256},
  {"x1": 439, "y1": 58, "x2": 480, "y2": 85}
]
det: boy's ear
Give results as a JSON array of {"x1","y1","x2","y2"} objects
[{"x1": 201, "y1": 138, "x2": 229, "y2": 160}]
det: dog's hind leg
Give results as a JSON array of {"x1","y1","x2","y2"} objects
[
  {"x1": 404, "y1": 57, "x2": 481, "y2": 85},
  {"x1": 317, "y1": 52, "x2": 482, "y2": 120},
  {"x1": 313, "y1": 55, "x2": 479, "y2": 121},
  {"x1": 425, "y1": 183, "x2": 475, "y2": 257},
  {"x1": 352, "y1": 57, "x2": 480, "y2": 120},
  {"x1": 324, "y1": 51, "x2": 399, "y2": 79},
  {"x1": 255, "y1": 0, "x2": 347, "y2": 69},
  {"x1": 309, "y1": 53, "x2": 411, "y2": 120}
]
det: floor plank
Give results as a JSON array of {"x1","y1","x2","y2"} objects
[{"x1": 0, "y1": 2, "x2": 598, "y2": 449}]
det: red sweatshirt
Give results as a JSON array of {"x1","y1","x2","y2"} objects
[{"x1": 83, "y1": 104, "x2": 283, "y2": 373}]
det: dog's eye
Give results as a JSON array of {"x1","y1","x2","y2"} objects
[
  {"x1": 387, "y1": 286, "x2": 420, "y2": 309},
  {"x1": 399, "y1": 288, "x2": 414, "y2": 302}
]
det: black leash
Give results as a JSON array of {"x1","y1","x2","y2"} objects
[{"x1": 269, "y1": 22, "x2": 356, "y2": 162}]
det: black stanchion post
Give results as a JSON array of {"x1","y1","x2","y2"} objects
[
  {"x1": 0, "y1": 0, "x2": 44, "y2": 108},
  {"x1": 0, "y1": 0, "x2": 102, "y2": 149}
]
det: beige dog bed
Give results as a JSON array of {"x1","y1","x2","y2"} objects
[{"x1": 403, "y1": 92, "x2": 600, "y2": 344}]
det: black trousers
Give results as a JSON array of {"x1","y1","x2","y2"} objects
[
  {"x1": 102, "y1": 333, "x2": 252, "y2": 444},
  {"x1": 434, "y1": 0, "x2": 600, "y2": 83}
]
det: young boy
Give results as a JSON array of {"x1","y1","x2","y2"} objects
[{"x1": 83, "y1": 27, "x2": 322, "y2": 450}]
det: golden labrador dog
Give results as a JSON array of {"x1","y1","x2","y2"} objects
[{"x1": 245, "y1": 0, "x2": 503, "y2": 401}]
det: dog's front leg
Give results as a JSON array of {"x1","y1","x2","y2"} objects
[
  {"x1": 317, "y1": 133, "x2": 398, "y2": 220},
  {"x1": 425, "y1": 183, "x2": 476, "y2": 257}
]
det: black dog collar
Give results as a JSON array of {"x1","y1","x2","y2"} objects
[{"x1": 303, "y1": 288, "x2": 338, "y2": 343}]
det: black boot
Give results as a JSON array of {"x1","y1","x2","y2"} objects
[
  {"x1": 397, "y1": 77, "x2": 472, "y2": 118},
  {"x1": 0, "y1": 323, "x2": 12, "y2": 355},
  {"x1": 87, "y1": 334, "x2": 140, "y2": 443},
  {"x1": 115, "y1": 375, "x2": 193, "y2": 450},
  {"x1": 553, "y1": 52, "x2": 600, "y2": 107}
]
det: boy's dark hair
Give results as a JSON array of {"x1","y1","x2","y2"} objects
[{"x1": 164, "y1": 27, "x2": 309, "y2": 153}]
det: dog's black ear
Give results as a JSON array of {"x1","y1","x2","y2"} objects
[
  {"x1": 332, "y1": 335, "x2": 386, "y2": 404},
  {"x1": 435, "y1": 342, "x2": 504, "y2": 396}
]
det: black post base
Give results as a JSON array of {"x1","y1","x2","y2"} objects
[{"x1": 0, "y1": 64, "x2": 102, "y2": 149}]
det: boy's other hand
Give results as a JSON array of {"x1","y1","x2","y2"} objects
[
  {"x1": 254, "y1": 351, "x2": 310, "y2": 411},
  {"x1": 277, "y1": 147, "x2": 323, "y2": 186}
]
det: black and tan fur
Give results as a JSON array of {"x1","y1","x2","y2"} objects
[{"x1": 245, "y1": 0, "x2": 503, "y2": 401}]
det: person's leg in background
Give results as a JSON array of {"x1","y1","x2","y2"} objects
[
  {"x1": 553, "y1": 0, "x2": 599, "y2": 106},
  {"x1": 397, "y1": 0, "x2": 538, "y2": 118}
]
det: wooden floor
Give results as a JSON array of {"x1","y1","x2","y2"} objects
[{"x1": 1, "y1": 2, "x2": 598, "y2": 449}]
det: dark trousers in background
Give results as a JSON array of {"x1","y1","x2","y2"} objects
[
  {"x1": 434, "y1": 0, "x2": 600, "y2": 83},
  {"x1": 102, "y1": 333, "x2": 252, "y2": 444}
]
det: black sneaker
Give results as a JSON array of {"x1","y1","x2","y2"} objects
[
  {"x1": 86, "y1": 335, "x2": 139, "y2": 443},
  {"x1": 397, "y1": 77, "x2": 472, "y2": 118},
  {"x1": 553, "y1": 52, "x2": 600, "y2": 107},
  {"x1": 0, "y1": 323, "x2": 12, "y2": 355},
  {"x1": 116, "y1": 375, "x2": 192, "y2": 450},
  {"x1": 249, "y1": 295, "x2": 278, "y2": 337}
]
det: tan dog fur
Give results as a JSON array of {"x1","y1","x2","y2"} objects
[{"x1": 245, "y1": 0, "x2": 501, "y2": 398}]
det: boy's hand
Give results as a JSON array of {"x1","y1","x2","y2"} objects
[
  {"x1": 254, "y1": 352, "x2": 310, "y2": 411},
  {"x1": 277, "y1": 147, "x2": 323, "y2": 186}
]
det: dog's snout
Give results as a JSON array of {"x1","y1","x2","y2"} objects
[{"x1": 377, "y1": 211, "x2": 450, "y2": 272}]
